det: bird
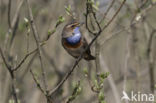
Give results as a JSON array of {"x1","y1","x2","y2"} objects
[{"x1": 61, "y1": 21, "x2": 95, "y2": 61}]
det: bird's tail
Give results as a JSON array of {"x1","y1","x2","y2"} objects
[{"x1": 84, "y1": 54, "x2": 96, "y2": 61}]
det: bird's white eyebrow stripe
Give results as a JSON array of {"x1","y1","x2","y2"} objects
[{"x1": 67, "y1": 22, "x2": 79, "y2": 28}]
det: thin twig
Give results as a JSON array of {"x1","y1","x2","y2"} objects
[
  {"x1": 100, "y1": 0, "x2": 115, "y2": 23},
  {"x1": 8, "y1": 0, "x2": 11, "y2": 28},
  {"x1": 147, "y1": 30, "x2": 156, "y2": 93},
  {"x1": 95, "y1": 41, "x2": 100, "y2": 81},
  {"x1": 123, "y1": 31, "x2": 131, "y2": 103},
  {"x1": 100, "y1": 19, "x2": 140, "y2": 47},
  {"x1": 12, "y1": 18, "x2": 60, "y2": 72},
  {"x1": 4, "y1": 0, "x2": 24, "y2": 60},
  {"x1": 9, "y1": 0, "x2": 24, "y2": 50},
  {"x1": 26, "y1": 0, "x2": 48, "y2": 92},
  {"x1": 0, "y1": 47, "x2": 18, "y2": 103},
  {"x1": 0, "y1": 47, "x2": 12, "y2": 72},
  {"x1": 30, "y1": 69, "x2": 46, "y2": 95},
  {"x1": 13, "y1": 51, "x2": 35, "y2": 71},
  {"x1": 102, "y1": 0, "x2": 126, "y2": 31},
  {"x1": 11, "y1": 82, "x2": 18, "y2": 103},
  {"x1": 19, "y1": 53, "x2": 37, "y2": 80}
]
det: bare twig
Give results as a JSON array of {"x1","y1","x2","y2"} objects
[
  {"x1": 19, "y1": 53, "x2": 38, "y2": 79},
  {"x1": 123, "y1": 31, "x2": 131, "y2": 103},
  {"x1": 100, "y1": 0, "x2": 115, "y2": 23},
  {"x1": 85, "y1": 5, "x2": 96, "y2": 34},
  {"x1": 0, "y1": 1, "x2": 25, "y2": 102},
  {"x1": 95, "y1": 41, "x2": 100, "y2": 81},
  {"x1": 13, "y1": 51, "x2": 35, "y2": 71},
  {"x1": 8, "y1": 0, "x2": 24, "y2": 51},
  {"x1": 4, "y1": 0, "x2": 24, "y2": 52},
  {"x1": 26, "y1": 0, "x2": 48, "y2": 92},
  {"x1": 147, "y1": 30, "x2": 156, "y2": 93},
  {"x1": 30, "y1": 69, "x2": 46, "y2": 95},
  {"x1": 102, "y1": 0, "x2": 126, "y2": 31},
  {"x1": 0, "y1": 47, "x2": 18, "y2": 103},
  {"x1": 0, "y1": 47, "x2": 12, "y2": 72},
  {"x1": 12, "y1": 19, "x2": 61, "y2": 72},
  {"x1": 8, "y1": 0, "x2": 11, "y2": 28}
]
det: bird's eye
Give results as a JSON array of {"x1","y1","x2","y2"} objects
[{"x1": 71, "y1": 25, "x2": 75, "y2": 28}]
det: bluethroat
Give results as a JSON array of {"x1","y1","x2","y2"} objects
[{"x1": 62, "y1": 22, "x2": 95, "y2": 61}]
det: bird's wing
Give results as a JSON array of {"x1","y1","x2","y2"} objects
[{"x1": 81, "y1": 36, "x2": 91, "y2": 54}]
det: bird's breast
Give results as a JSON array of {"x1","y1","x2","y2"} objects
[
  {"x1": 62, "y1": 33, "x2": 82, "y2": 49},
  {"x1": 63, "y1": 38, "x2": 82, "y2": 49},
  {"x1": 65, "y1": 32, "x2": 81, "y2": 45}
]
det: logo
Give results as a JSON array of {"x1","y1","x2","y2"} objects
[
  {"x1": 121, "y1": 91, "x2": 155, "y2": 102},
  {"x1": 121, "y1": 91, "x2": 130, "y2": 101}
]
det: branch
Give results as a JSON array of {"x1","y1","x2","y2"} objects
[
  {"x1": 100, "y1": 0, "x2": 115, "y2": 23},
  {"x1": 30, "y1": 69, "x2": 46, "y2": 95},
  {"x1": 12, "y1": 14, "x2": 62, "y2": 71},
  {"x1": 102, "y1": 0, "x2": 126, "y2": 31},
  {"x1": 8, "y1": 0, "x2": 11, "y2": 28},
  {"x1": 9, "y1": 0, "x2": 24, "y2": 51},
  {"x1": 0, "y1": 47, "x2": 12, "y2": 73},
  {"x1": 13, "y1": 50, "x2": 35, "y2": 71},
  {"x1": 147, "y1": 29, "x2": 156, "y2": 93},
  {"x1": 26, "y1": 0, "x2": 48, "y2": 92},
  {"x1": 0, "y1": 47, "x2": 18, "y2": 103}
]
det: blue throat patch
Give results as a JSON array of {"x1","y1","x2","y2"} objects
[{"x1": 66, "y1": 27, "x2": 81, "y2": 45}]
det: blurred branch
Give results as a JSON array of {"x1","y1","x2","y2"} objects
[
  {"x1": 65, "y1": 5, "x2": 76, "y2": 20},
  {"x1": 5, "y1": 0, "x2": 23, "y2": 51},
  {"x1": 131, "y1": 1, "x2": 156, "y2": 24},
  {"x1": 8, "y1": 0, "x2": 11, "y2": 28},
  {"x1": 30, "y1": 69, "x2": 46, "y2": 95},
  {"x1": 26, "y1": 0, "x2": 48, "y2": 93},
  {"x1": 100, "y1": 0, "x2": 115, "y2": 23},
  {"x1": 30, "y1": 67, "x2": 53, "y2": 103},
  {"x1": 100, "y1": 0, "x2": 156, "y2": 48},
  {"x1": 12, "y1": 17, "x2": 64, "y2": 71},
  {"x1": 123, "y1": 31, "x2": 131, "y2": 103},
  {"x1": 95, "y1": 41, "x2": 100, "y2": 81},
  {"x1": 12, "y1": 15, "x2": 64, "y2": 72},
  {"x1": 147, "y1": 29, "x2": 156, "y2": 93},
  {"x1": 8, "y1": 0, "x2": 24, "y2": 51},
  {"x1": 0, "y1": 47, "x2": 18, "y2": 103},
  {"x1": 13, "y1": 50, "x2": 35, "y2": 71},
  {"x1": 20, "y1": 53, "x2": 37, "y2": 80},
  {"x1": 102, "y1": 0, "x2": 126, "y2": 31},
  {"x1": 25, "y1": 0, "x2": 64, "y2": 102},
  {"x1": 0, "y1": 47, "x2": 12, "y2": 76},
  {"x1": 25, "y1": 17, "x2": 30, "y2": 54},
  {"x1": 0, "y1": 1, "x2": 25, "y2": 102}
]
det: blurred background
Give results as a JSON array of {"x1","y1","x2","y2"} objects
[{"x1": 0, "y1": 0, "x2": 156, "y2": 103}]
